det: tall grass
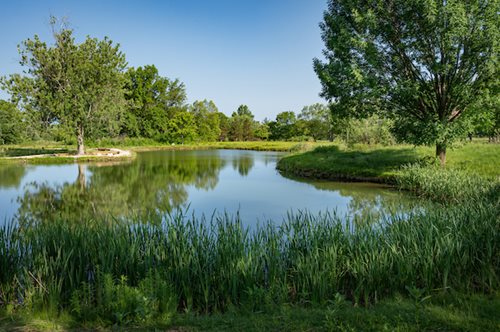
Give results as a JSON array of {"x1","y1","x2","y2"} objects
[
  {"x1": 1, "y1": 199, "x2": 498, "y2": 321},
  {"x1": 397, "y1": 164, "x2": 500, "y2": 203}
]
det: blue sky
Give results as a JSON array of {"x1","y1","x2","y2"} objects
[{"x1": 0, "y1": 0, "x2": 327, "y2": 120}]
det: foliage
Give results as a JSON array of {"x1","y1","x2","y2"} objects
[
  {"x1": 297, "y1": 103, "x2": 333, "y2": 141},
  {"x1": 269, "y1": 111, "x2": 298, "y2": 140},
  {"x1": 1, "y1": 18, "x2": 127, "y2": 154},
  {"x1": 340, "y1": 115, "x2": 395, "y2": 146},
  {"x1": 123, "y1": 65, "x2": 187, "y2": 138},
  {"x1": 314, "y1": 0, "x2": 500, "y2": 163},
  {"x1": 161, "y1": 111, "x2": 197, "y2": 144},
  {"x1": 229, "y1": 105, "x2": 256, "y2": 141},
  {"x1": 70, "y1": 272, "x2": 176, "y2": 324},
  {"x1": 190, "y1": 100, "x2": 221, "y2": 142},
  {"x1": 0, "y1": 100, "x2": 24, "y2": 144}
]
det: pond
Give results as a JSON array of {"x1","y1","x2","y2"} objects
[{"x1": 0, "y1": 149, "x2": 413, "y2": 226}]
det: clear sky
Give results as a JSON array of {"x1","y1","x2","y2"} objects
[{"x1": 0, "y1": 0, "x2": 327, "y2": 120}]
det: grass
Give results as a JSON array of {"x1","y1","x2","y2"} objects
[
  {"x1": 0, "y1": 140, "x2": 325, "y2": 164},
  {"x1": 93, "y1": 139, "x2": 326, "y2": 153},
  {"x1": 0, "y1": 191, "x2": 498, "y2": 328},
  {"x1": 1, "y1": 292, "x2": 499, "y2": 331},
  {"x1": 277, "y1": 141, "x2": 500, "y2": 181}
]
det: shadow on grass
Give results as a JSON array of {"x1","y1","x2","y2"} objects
[
  {"x1": 0, "y1": 148, "x2": 71, "y2": 157},
  {"x1": 278, "y1": 145, "x2": 423, "y2": 181}
]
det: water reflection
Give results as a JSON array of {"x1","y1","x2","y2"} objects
[
  {"x1": 294, "y1": 179, "x2": 416, "y2": 225},
  {"x1": 0, "y1": 164, "x2": 27, "y2": 189},
  {"x1": 232, "y1": 154, "x2": 254, "y2": 176},
  {"x1": 16, "y1": 151, "x2": 229, "y2": 223},
  {"x1": 0, "y1": 150, "x2": 418, "y2": 225}
]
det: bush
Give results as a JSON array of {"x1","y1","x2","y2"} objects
[
  {"x1": 337, "y1": 115, "x2": 395, "y2": 146},
  {"x1": 70, "y1": 272, "x2": 176, "y2": 324}
]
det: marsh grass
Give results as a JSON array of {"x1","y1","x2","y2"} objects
[
  {"x1": 397, "y1": 164, "x2": 500, "y2": 203},
  {"x1": 0, "y1": 196, "x2": 498, "y2": 322}
]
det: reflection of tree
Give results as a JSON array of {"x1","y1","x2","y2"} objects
[
  {"x1": 285, "y1": 178, "x2": 418, "y2": 224},
  {"x1": 16, "y1": 151, "x2": 227, "y2": 223},
  {"x1": 231, "y1": 154, "x2": 254, "y2": 176},
  {"x1": 0, "y1": 164, "x2": 28, "y2": 189}
]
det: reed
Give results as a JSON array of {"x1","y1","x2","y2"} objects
[
  {"x1": 1, "y1": 197, "x2": 498, "y2": 323},
  {"x1": 397, "y1": 164, "x2": 500, "y2": 203}
]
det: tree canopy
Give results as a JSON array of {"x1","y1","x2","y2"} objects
[
  {"x1": 123, "y1": 65, "x2": 187, "y2": 138},
  {"x1": 314, "y1": 0, "x2": 499, "y2": 164},
  {"x1": 0, "y1": 100, "x2": 24, "y2": 144},
  {"x1": 2, "y1": 20, "x2": 127, "y2": 154}
]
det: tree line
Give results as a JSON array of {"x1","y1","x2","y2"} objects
[{"x1": 0, "y1": 19, "x2": 339, "y2": 152}]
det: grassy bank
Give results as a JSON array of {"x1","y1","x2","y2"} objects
[
  {"x1": 277, "y1": 142, "x2": 500, "y2": 182},
  {"x1": 91, "y1": 138, "x2": 324, "y2": 152},
  {"x1": 0, "y1": 140, "x2": 325, "y2": 163},
  {"x1": 2, "y1": 293, "x2": 499, "y2": 331}
]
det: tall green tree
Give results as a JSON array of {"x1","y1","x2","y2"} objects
[
  {"x1": 314, "y1": 0, "x2": 499, "y2": 164},
  {"x1": 217, "y1": 112, "x2": 230, "y2": 141},
  {"x1": 2, "y1": 19, "x2": 127, "y2": 154},
  {"x1": 298, "y1": 103, "x2": 332, "y2": 141},
  {"x1": 123, "y1": 65, "x2": 186, "y2": 138},
  {"x1": 164, "y1": 111, "x2": 197, "y2": 144},
  {"x1": 190, "y1": 100, "x2": 221, "y2": 141},
  {"x1": 270, "y1": 111, "x2": 297, "y2": 140},
  {"x1": 229, "y1": 105, "x2": 255, "y2": 141},
  {"x1": 0, "y1": 100, "x2": 24, "y2": 144}
]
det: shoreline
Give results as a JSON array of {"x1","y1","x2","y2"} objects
[{"x1": 0, "y1": 147, "x2": 135, "y2": 164}]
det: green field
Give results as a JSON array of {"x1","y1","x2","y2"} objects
[{"x1": 277, "y1": 141, "x2": 500, "y2": 181}]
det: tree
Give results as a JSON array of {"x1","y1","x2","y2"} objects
[
  {"x1": 0, "y1": 100, "x2": 24, "y2": 144},
  {"x1": 254, "y1": 121, "x2": 270, "y2": 140},
  {"x1": 314, "y1": 0, "x2": 499, "y2": 164},
  {"x1": 163, "y1": 111, "x2": 197, "y2": 144},
  {"x1": 229, "y1": 105, "x2": 255, "y2": 141},
  {"x1": 2, "y1": 18, "x2": 127, "y2": 154},
  {"x1": 217, "y1": 112, "x2": 230, "y2": 141},
  {"x1": 190, "y1": 100, "x2": 221, "y2": 141},
  {"x1": 270, "y1": 111, "x2": 297, "y2": 140},
  {"x1": 123, "y1": 65, "x2": 187, "y2": 138},
  {"x1": 298, "y1": 103, "x2": 332, "y2": 140}
]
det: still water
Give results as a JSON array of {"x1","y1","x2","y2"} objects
[{"x1": 0, "y1": 150, "x2": 411, "y2": 226}]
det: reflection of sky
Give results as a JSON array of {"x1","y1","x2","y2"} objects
[
  {"x1": 0, "y1": 164, "x2": 91, "y2": 224},
  {"x1": 184, "y1": 151, "x2": 352, "y2": 226},
  {"x1": 0, "y1": 150, "x2": 403, "y2": 227}
]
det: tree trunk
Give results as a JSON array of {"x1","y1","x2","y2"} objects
[
  {"x1": 77, "y1": 124, "x2": 85, "y2": 155},
  {"x1": 436, "y1": 143, "x2": 446, "y2": 166}
]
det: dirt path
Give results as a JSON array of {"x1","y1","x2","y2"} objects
[{"x1": 7, "y1": 148, "x2": 132, "y2": 159}]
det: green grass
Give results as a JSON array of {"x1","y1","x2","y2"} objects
[
  {"x1": 277, "y1": 142, "x2": 500, "y2": 181},
  {"x1": 89, "y1": 137, "x2": 326, "y2": 152},
  {"x1": 1, "y1": 193, "x2": 498, "y2": 327},
  {"x1": 0, "y1": 140, "x2": 327, "y2": 164},
  {"x1": 1, "y1": 293, "x2": 499, "y2": 331}
]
